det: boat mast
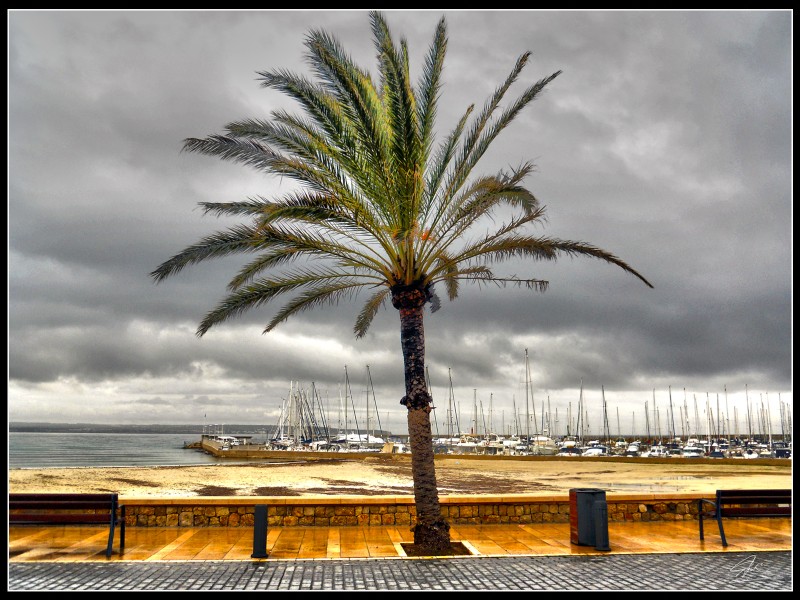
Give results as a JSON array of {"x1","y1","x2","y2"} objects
[
  {"x1": 344, "y1": 365, "x2": 360, "y2": 443},
  {"x1": 512, "y1": 396, "x2": 519, "y2": 437},
  {"x1": 447, "y1": 369, "x2": 454, "y2": 438},
  {"x1": 489, "y1": 393, "x2": 494, "y2": 436},
  {"x1": 668, "y1": 386, "x2": 676, "y2": 443},
  {"x1": 472, "y1": 389, "x2": 478, "y2": 436},
  {"x1": 683, "y1": 388, "x2": 690, "y2": 440},
  {"x1": 577, "y1": 379, "x2": 584, "y2": 447},
  {"x1": 693, "y1": 395, "x2": 701, "y2": 442},
  {"x1": 553, "y1": 406, "x2": 559, "y2": 438},
  {"x1": 524, "y1": 349, "x2": 530, "y2": 447},
  {"x1": 365, "y1": 365, "x2": 370, "y2": 443},
  {"x1": 447, "y1": 368, "x2": 459, "y2": 438},
  {"x1": 342, "y1": 367, "x2": 348, "y2": 438},
  {"x1": 766, "y1": 392, "x2": 773, "y2": 450},
  {"x1": 724, "y1": 385, "x2": 730, "y2": 447},
  {"x1": 367, "y1": 365, "x2": 382, "y2": 440},
  {"x1": 652, "y1": 389, "x2": 657, "y2": 443},
  {"x1": 567, "y1": 402, "x2": 572, "y2": 437},
  {"x1": 425, "y1": 366, "x2": 439, "y2": 439},
  {"x1": 655, "y1": 406, "x2": 661, "y2": 443},
  {"x1": 745, "y1": 384, "x2": 753, "y2": 444}
]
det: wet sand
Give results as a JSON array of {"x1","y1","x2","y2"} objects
[{"x1": 7, "y1": 455, "x2": 792, "y2": 498}]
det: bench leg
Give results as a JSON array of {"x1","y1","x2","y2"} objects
[
  {"x1": 106, "y1": 521, "x2": 115, "y2": 558},
  {"x1": 698, "y1": 500, "x2": 705, "y2": 540},
  {"x1": 699, "y1": 514, "x2": 704, "y2": 540},
  {"x1": 120, "y1": 506, "x2": 126, "y2": 551},
  {"x1": 716, "y1": 514, "x2": 728, "y2": 547}
]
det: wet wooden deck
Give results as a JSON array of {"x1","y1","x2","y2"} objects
[{"x1": 9, "y1": 517, "x2": 791, "y2": 562}]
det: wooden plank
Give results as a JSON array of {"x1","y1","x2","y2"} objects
[
  {"x1": 10, "y1": 514, "x2": 112, "y2": 524},
  {"x1": 7, "y1": 515, "x2": 793, "y2": 563},
  {"x1": 326, "y1": 527, "x2": 341, "y2": 559},
  {"x1": 298, "y1": 528, "x2": 329, "y2": 559},
  {"x1": 146, "y1": 530, "x2": 197, "y2": 561}
]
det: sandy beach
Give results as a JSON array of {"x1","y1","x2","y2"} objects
[{"x1": 7, "y1": 455, "x2": 792, "y2": 498}]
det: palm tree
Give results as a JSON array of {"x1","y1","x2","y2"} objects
[{"x1": 151, "y1": 12, "x2": 652, "y2": 554}]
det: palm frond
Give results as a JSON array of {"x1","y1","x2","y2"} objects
[
  {"x1": 256, "y1": 71, "x2": 393, "y2": 211},
  {"x1": 419, "y1": 168, "x2": 543, "y2": 270},
  {"x1": 199, "y1": 198, "x2": 272, "y2": 218},
  {"x1": 304, "y1": 29, "x2": 391, "y2": 182},
  {"x1": 269, "y1": 110, "x2": 387, "y2": 206},
  {"x1": 198, "y1": 267, "x2": 381, "y2": 336},
  {"x1": 150, "y1": 225, "x2": 263, "y2": 283},
  {"x1": 257, "y1": 69, "x2": 354, "y2": 149},
  {"x1": 443, "y1": 266, "x2": 550, "y2": 293},
  {"x1": 248, "y1": 221, "x2": 391, "y2": 277},
  {"x1": 437, "y1": 52, "x2": 532, "y2": 202},
  {"x1": 196, "y1": 277, "x2": 303, "y2": 336},
  {"x1": 434, "y1": 253, "x2": 460, "y2": 301},
  {"x1": 540, "y1": 239, "x2": 654, "y2": 288},
  {"x1": 354, "y1": 287, "x2": 390, "y2": 338},
  {"x1": 421, "y1": 103, "x2": 474, "y2": 222},
  {"x1": 225, "y1": 249, "x2": 301, "y2": 291},
  {"x1": 264, "y1": 280, "x2": 372, "y2": 333},
  {"x1": 415, "y1": 16, "x2": 447, "y2": 155},
  {"x1": 441, "y1": 234, "x2": 653, "y2": 289},
  {"x1": 369, "y1": 12, "x2": 426, "y2": 236},
  {"x1": 456, "y1": 71, "x2": 561, "y2": 184},
  {"x1": 182, "y1": 135, "x2": 281, "y2": 172}
]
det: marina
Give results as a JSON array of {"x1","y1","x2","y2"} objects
[{"x1": 186, "y1": 369, "x2": 792, "y2": 461}]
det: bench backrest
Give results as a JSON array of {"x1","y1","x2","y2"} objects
[
  {"x1": 9, "y1": 493, "x2": 120, "y2": 522},
  {"x1": 716, "y1": 489, "x2": 791, "y2": 518},
  {"x1": 716, "y1": 489, "x2": 791, "y2": 503}
]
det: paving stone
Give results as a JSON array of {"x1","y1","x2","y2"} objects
[{"x1": 7, "y1": 552, "x2": 792, "y2": 591}]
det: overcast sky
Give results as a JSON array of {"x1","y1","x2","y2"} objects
[{"x1": 8, "y1": 10, "x2": 792, "y2": 439}]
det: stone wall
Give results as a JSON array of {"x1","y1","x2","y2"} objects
[{"x1": 121, "y1": 493, "x2": 709, "y2": 528}]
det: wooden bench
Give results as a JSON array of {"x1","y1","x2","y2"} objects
[
  {"x1": 9, "y1": 493, "x2": 125, "y2": 557},
  {"x1": 698, "y1": 489, "x2": 791, "y2": 547}
]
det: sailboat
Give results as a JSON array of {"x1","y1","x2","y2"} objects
[
  {"x1": 270, "y1": 381, "x2": 329, "y2": 450},
  {"x1": 331, "y1": 366, "x2": 385, "y2": 451}
]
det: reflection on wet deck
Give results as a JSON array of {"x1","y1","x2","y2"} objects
[{"x1": 9, "y1": 517, "x2": 791, "y2": 562}]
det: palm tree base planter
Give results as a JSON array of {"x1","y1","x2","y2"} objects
[{"x1": 399, "y1": 542, "x2": 473, "y2": 557}]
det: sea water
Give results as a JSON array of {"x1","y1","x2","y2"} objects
[{"x1": 8, "y1": 432, "x2": 223, "y2": 469}]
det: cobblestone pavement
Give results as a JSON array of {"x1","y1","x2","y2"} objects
[{"x1": 8, "y1": 552, "x2": 792, "y2": 591}]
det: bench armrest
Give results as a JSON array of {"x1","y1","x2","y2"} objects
[{"x1": 698, "y1": 498, "x2": 718, "y2": 516}]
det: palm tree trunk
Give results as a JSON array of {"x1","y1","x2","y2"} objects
[{"x1": 393, "y1": 286, "x2": 451, "y2": 553}]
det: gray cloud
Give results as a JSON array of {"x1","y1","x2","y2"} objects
[{"x1": 9, "y1": 10, "x2": 791, "y2": 436}]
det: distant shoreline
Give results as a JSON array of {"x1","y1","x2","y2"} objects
[{"x1": 10, "y1": 423, "x2": 287, "y2": 435}]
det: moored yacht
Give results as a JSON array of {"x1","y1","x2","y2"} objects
[
  {"x1": 624, "y1": 441, "x2": 642, "y2": 457},
  {"x1": 680, "y1": 445, "x2": 705, "y2": 458},
  {"x1": 642, "y1": 445, "x2": 668, "y2": 458}
]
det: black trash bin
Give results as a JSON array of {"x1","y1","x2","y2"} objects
[{"x1": 569, "y1": 488, "x2": 610, "y2": 550}]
